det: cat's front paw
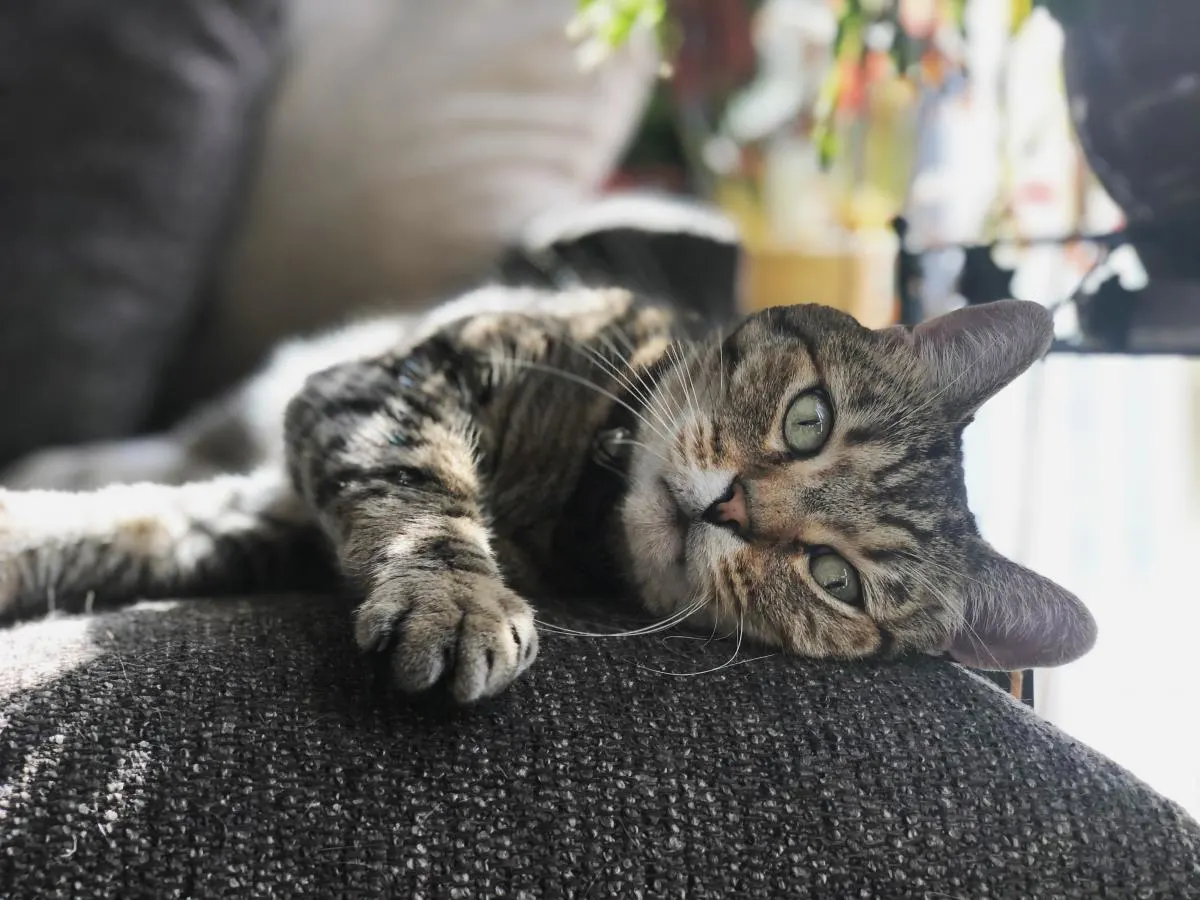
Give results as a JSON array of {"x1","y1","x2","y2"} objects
[{"x1": 354, "y1": 572, "x2": 538, "y2": 704}]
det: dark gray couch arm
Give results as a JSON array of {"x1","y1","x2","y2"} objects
[{"x1": 2, "y1": 596, "x2": 1197, "y2": 898}]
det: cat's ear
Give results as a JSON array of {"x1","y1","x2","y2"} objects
[
  {"x1": 947, "y1": 544, "x2": 1097, "y2": 670},
  {"x1": 905, "y1": 300, "x2": 1053, "y2": 421}
]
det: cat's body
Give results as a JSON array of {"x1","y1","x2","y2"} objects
[{"x1": 0, "y1": 282, "x2": 1097, "y2": 702}]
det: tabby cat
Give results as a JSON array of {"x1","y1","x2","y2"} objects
[{"x1": 0, "y1": 284, "x2": 1096, "y2": 702}]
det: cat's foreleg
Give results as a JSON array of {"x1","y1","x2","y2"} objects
[
  {"x1": 285, "y1": 341, "x2": 538, "y2": 704},
  {"x1": 0, "y1": 468, "x2": 330, "y2": 620}
]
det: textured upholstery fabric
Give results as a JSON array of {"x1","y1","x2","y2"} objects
[{"x1": 2, "y1": 595, "x2": 1198, "y2": 898}]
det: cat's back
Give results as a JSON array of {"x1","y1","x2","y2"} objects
[
  {"x1": 242, "y1": 284, "x2": 657, "y2": 459},
  {"x1": 271, "y1": 283, "x2": 637, "y2": 378}
]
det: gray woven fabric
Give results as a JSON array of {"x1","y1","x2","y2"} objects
[{"x1": 2, "y1": 595, "x2": 1198, "y2": 898}]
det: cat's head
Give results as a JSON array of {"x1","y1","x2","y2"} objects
[{"x1": 619, "y1": 300, "x2": 1096, "y2": 670}]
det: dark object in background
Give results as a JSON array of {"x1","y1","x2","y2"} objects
[
  {"x1": 1063, "y1": 0, "x2": 1200, "y2": 256},
  {"x1": 958, "y1": 244, "x2": 1016, "y2": 308},
  {"x1": 608, "y1": 85, "x2": 694, "y2": 195},
  {"x1": 892, "y1": 217, "x2": 922, "y2": 326},
  {"x1": 1, "y1": 595, "x2": 1196, "y2": 897},
  {"x1": 497, "y1": 193, "x2": 743, "y2": 324},
  {"x1": 0, "y1": 0, "x2": 283, "y2": 468},
  {"x1": 1058, "y1": 0, "x2": 1200, "y2": 353},
  {"x1": 893, "y1": 218, "x2": 1016, "y2": 327},
  {"x1": 1073, "y1": 267, "x2": 1138, "y2": 354}
]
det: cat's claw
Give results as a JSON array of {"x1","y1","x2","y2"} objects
[{"x1": 354, "y1": 573, "x2": 538, "y2": 704}]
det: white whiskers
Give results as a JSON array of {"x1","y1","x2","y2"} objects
[
  {"x1": 535, "y1": 596, "x2": 708, "y2": 639},
  {"x1": 490, "y1": 355, "x2": 675, "y2": 454},
  {"x1": 636, "y1": 610, "x2": 774, "y2": 678}
]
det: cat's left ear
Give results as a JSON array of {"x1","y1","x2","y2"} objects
[
  {"x1": 900, "y1": 300, "x2": 1053, "y2": 421},
  {"x1": 947, "y1": 544, "x2": 1097, "y2": 670}
]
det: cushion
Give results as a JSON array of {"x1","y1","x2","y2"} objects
[
  {"x1": 0, "y1": 0, "x2": 284, "y2": 465},
  {"x1": 2, "y1": 595, "x2": 1197, "y2": 897}
]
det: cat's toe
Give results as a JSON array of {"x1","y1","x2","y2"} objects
[
  {"x1": 448, "y1": 601, "x2": 538, "y2": 703},
  {"x1": 354, "y1": 574, "x2": 538, "y2": 703}
]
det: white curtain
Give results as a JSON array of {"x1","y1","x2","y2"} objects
[{"x1": 964, "y1": 355, "x2": 1200, "y2": 819}]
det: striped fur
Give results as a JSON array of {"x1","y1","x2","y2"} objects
[{"x1": 0, "y1": 287, "x2": 1095, "y2": 702}]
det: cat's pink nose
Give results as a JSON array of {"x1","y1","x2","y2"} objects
[{"x1": 702, "y1": 480, "x2": 749, "y2": 534}]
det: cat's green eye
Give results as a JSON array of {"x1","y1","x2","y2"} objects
[
  {"x1": 783, "y1": 389, "x2": 832, "y2": 454},
  {"x1": 810, "y1": 552, "x2": 862, "y2": 606}
]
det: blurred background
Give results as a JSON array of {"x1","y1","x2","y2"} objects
[{"x1": 2, "y1": 0, "x2": 1197, "y2": 817}]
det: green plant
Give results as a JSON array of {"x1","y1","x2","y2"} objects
[
  {"x1": 570, "y1": 0, "x2": 668, "y2": 51},
  {"x1": 574, "y1": 0, "x2": 1087, "y2": 57}
]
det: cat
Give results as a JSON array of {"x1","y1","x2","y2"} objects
[{"x1": 0, "y1": 284, "x2": 1097, "y2": 703}]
